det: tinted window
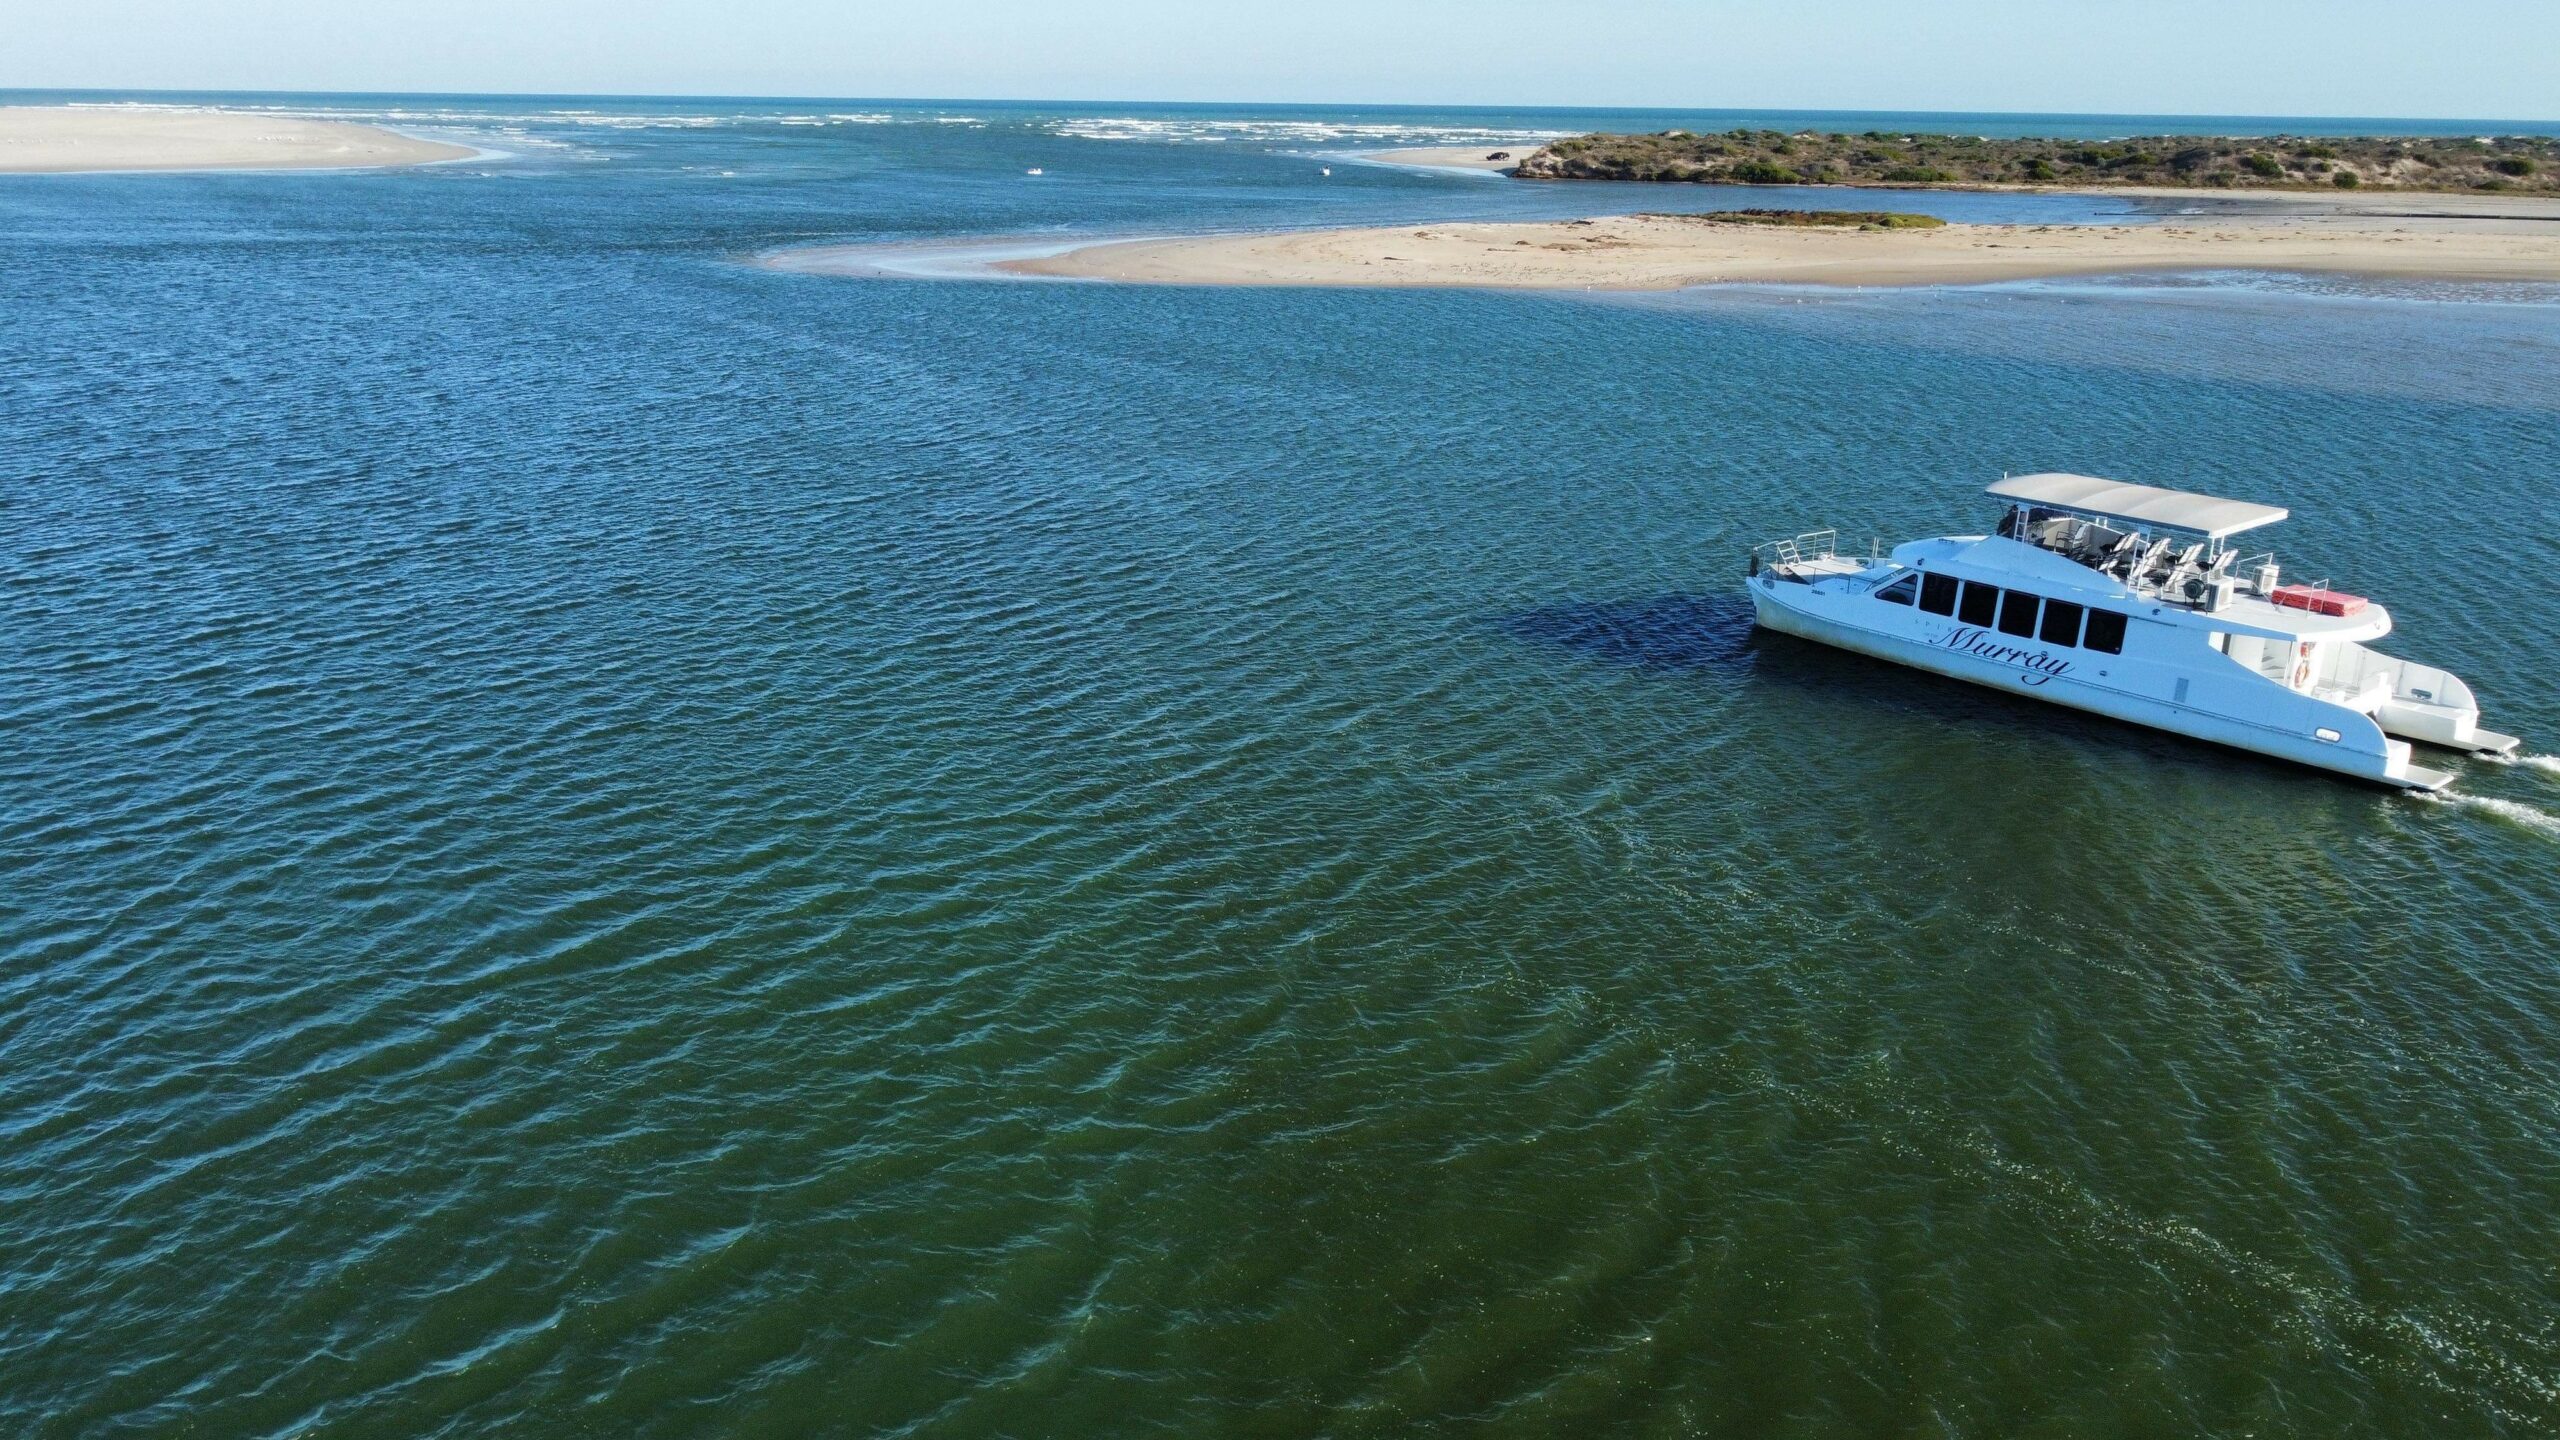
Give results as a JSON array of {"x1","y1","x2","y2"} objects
[
  {"x1": 1919, "y1": 573, "x2": 1959, "y2": 615},
  {"x1": 1957, "y1": 581, "x2": 2000, "y2": 627},
  {"x1": 1876, "y1": 575, "x2": 1918, "y2": 605},
  {"x1": 2083, "y1": 609, "x2": 2128, "y2": 654},
  {"x1": 2040, "y1": 599, "x2": 2085, "y2": 646},
  {"x1": 1998, "y1": 590, "x2": 2040, "y2": 638}
]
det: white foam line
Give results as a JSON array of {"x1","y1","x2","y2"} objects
[
  {"x1": 757, "y1": 235, "x2": 1161, "y2": 282},
  {"x1": 1046, "y1": 117, "x2": 1572, "y2": 145},
  {"x1": 2416, "y1": 791, "x2": 2560, "y2": 837},
  {"x1": 388, "y1": 129, "x2": 515, "y2": 167}
]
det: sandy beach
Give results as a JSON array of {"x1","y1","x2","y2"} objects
[
  {"x1": 1002, "y1": 200, "x2": 2560, "y2": 290},
  {"x1": 0, "y1": 106, "x2": 472, "y2": 174}
]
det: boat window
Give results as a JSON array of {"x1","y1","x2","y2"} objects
[
  {"x1": 2040, "y1": 599, "x2": 2085, "y2": 647},
  {"x1": 1957, "y1": 581, "x2": 2000, "y2": 627},
  {"x1": 1998, "y1": 590, "x2": 2040, "y2": 638},
  {"x1": 2083, "y1": 609, "x2": 2128, "y2": 654},
  {"x1": 1919, "y1": 573, "x2": 1959, "y2": 615},
  {"x1": 1875, "y1": 575, "x2": 1919, "y2": 605}
]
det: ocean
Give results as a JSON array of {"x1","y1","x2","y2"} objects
[{"x1": 5, "y1": 92, "x2": 2560, "y2": 1438}]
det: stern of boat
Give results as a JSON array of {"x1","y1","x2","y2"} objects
[
  {"x1": 2380, "y1": 743, "x2": 2457, "y2": 792},
  {"x1": 2314, "y1": 643, "x2": 2520, "y2": 758}
]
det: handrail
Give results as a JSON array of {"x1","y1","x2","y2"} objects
[{"x1": 1750, "y1": 529, "x2": 1838, "y2": 565}]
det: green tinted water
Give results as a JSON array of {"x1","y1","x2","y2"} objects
[{"x1": 5, "y1": 95, "x2": 2560, "y2": 1438}]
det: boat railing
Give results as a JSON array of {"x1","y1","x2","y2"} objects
[
  {"x1": 2217, "y1": 549, "x2": 2334, "y2": 595},
  {"x1": 1749, "y1": 531, "x2": 1890, "y2": 568},
  {"x1": 1752, "y1": 529, "x2": 1838, "y2": 568}
]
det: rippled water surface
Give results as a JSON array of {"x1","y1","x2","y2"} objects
[{"x1": 6, "y1": 93, "x2": 2560, "y2": 1438}]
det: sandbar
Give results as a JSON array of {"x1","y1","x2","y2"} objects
[
  {"x1": 1000, "y1": 203, "x2": 2560, "y2": 291},
  {"x1": 0, "y1": 106, "x2": 473, "y2": 175},
  {"x1": 1357, "y1": 146, "x2": 1536, "y2": 174}
]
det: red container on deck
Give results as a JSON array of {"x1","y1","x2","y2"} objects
[{"x1": 2270, "y1": 584, "x2": 2368, "y2": 617}]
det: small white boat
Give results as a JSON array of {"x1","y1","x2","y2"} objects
[{"x1": 1748, "y1": 472, "x2": 2520, "y2": 790}]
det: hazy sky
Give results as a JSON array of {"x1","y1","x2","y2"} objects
[{"x1": 11, "y1": 1, "x2": 2557, "y2": 120}]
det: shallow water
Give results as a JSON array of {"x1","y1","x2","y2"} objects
[{"x1": 5, "y1": 93, "x2": 2560, "y2": 1439}]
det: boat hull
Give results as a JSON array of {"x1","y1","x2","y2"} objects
[{"x1": 1750, "y1": 576, "x2": 2451, "y2": 790}]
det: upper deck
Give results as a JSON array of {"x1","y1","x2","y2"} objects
[
  {"x1": 1976, "y1": 473, "x2": 2388, "y2": 641},
  {"x1": 1985, "y1": 473, "x2": 2287, "y2": 541}
]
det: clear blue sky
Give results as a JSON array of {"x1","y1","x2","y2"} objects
[{"x1": 13, "y1": 0, "x2": 2557, "y2": 120}]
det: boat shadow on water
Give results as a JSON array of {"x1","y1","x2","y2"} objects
[{"x1": 1491, "y1": 592, "x2": 1761, "y2": 675}]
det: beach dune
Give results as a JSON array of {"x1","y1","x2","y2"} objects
[{"x1": 0, "y1": 106, "x2": 472, "y2": 174}]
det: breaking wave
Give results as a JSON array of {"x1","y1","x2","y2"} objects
[
  {"x1": 1045, "y1": 116, "x2": 1572, "y2": 145},
  {"x1": 63, "y1": 100, "x2": 916, "y2": 130}
]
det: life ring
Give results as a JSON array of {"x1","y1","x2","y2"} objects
[{"x1": 2291, "y1": 643, "x2": 2312, "y2": 689}]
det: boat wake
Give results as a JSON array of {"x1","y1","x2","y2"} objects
[
  {"x1": 2416, "y1": 791, "x2": 2560, "y2": 837},
  {"x1": 2478, "y1": 752, "x2": 2560, "y2": 778}
]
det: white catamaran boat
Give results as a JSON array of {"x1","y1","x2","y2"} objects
[{"x1": 1749, "y1": 473, "x2": 2519, "y2": 790}]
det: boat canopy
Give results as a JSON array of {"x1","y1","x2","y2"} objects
[{"x1": 1986, "y1": 473, "x2": 2288, "y2": 541}]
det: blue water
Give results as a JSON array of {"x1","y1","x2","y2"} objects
[{"x1": 6, "y1": 92, "x2": 2560, "y2": 1439}]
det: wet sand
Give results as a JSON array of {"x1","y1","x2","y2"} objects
[{"x1": 0, "y1": 106, "x2": 472, "y2": 174}]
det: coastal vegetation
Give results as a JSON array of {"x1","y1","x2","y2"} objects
[
  {"x1": 1640, "y1": 208, "x2": 1947, "y2": 229},
  {"x1": 1514, "y1": 130, "x2": 2560, "y2": 194}
]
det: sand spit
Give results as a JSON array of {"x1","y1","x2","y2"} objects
[
  {"x1": 1355, "y1": 146, "x2": 1535, "y2": 173},
  {"x1": 0, "y1": 106, "x2": 473, "y2": 174},
  {"x1": 1000, "y1": 202, "x2": 2560, "y2": 291}
]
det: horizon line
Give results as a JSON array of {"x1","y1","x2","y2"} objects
[{"x1": 3, "y1": 84, "x2": 2555, "y2": 129}]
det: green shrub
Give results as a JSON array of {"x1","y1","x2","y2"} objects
[
  {"x1": 1666, "y1": 208, "x2": 1947, "y2": 229},
  {"x1": 2333, "y1": 170, "x2": 2360, "y2": 188},
  {"x1": 1520, "y1": 128, "x2": 2547, "y2": 197}
]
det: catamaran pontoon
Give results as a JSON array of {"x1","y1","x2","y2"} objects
[{"x1": 1748, "y1": 473, "x2": 2519, "y2": 790}]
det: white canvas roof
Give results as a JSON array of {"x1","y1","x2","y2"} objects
[{"x1": 1986, "y1": 473, "x2": 2289, "y2": 540}]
